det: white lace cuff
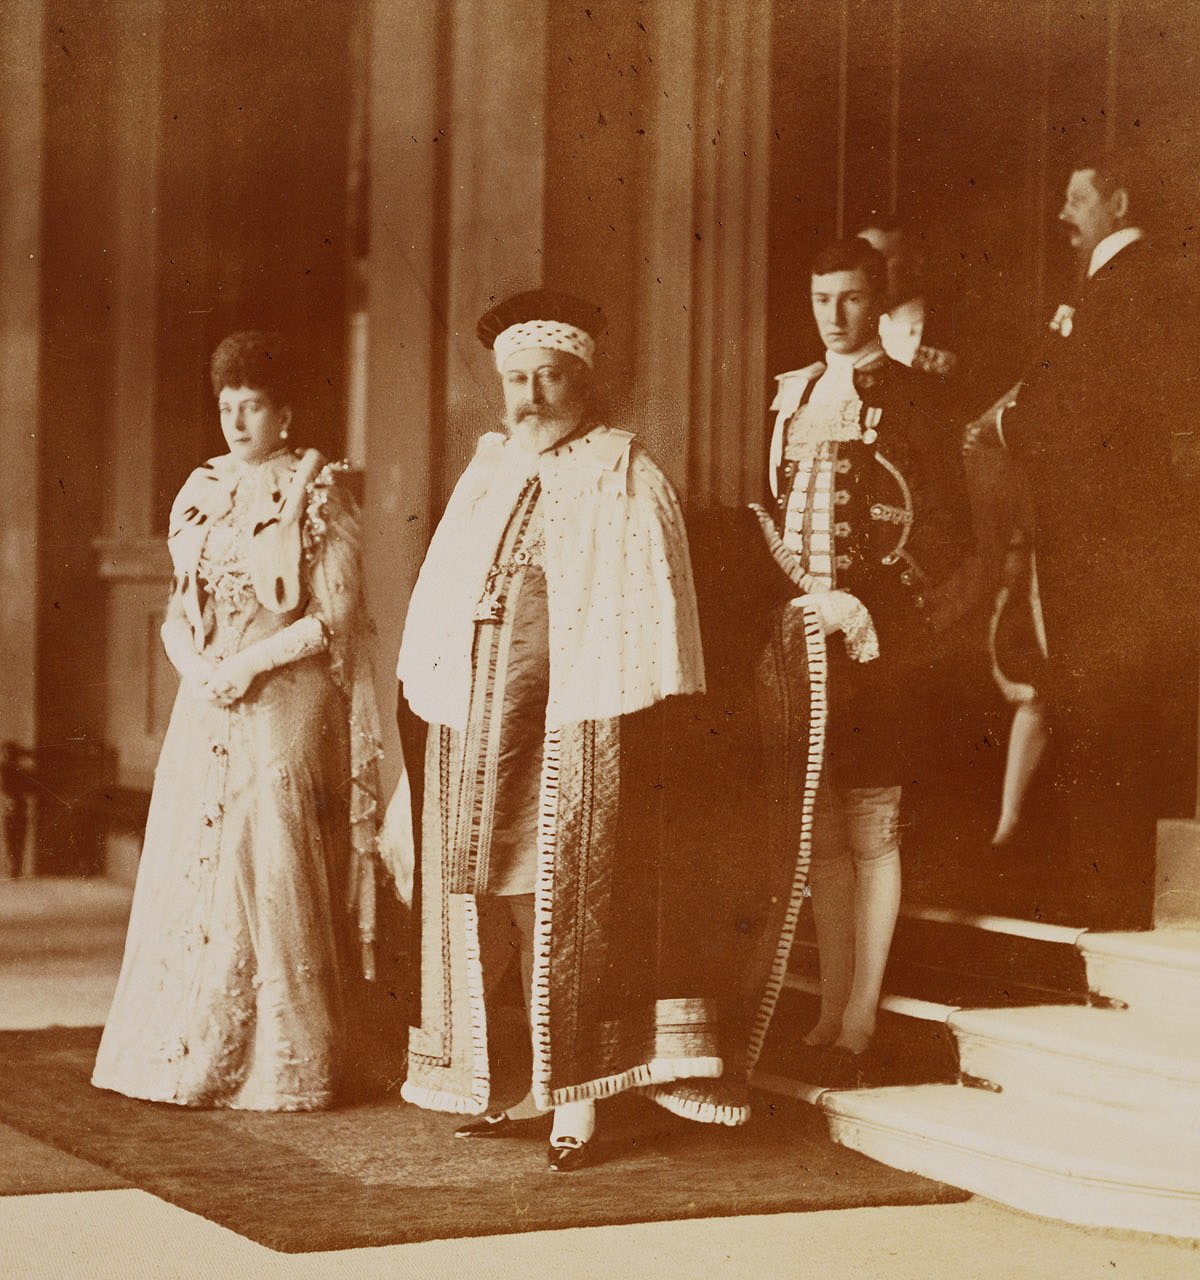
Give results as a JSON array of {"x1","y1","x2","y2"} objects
[{"x1": 840, "y1": 598, "x2": 880, "y2": 663}]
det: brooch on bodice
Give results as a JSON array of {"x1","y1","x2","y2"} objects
[
  {"x1": 198, "y1": 506, "x2": 257, "y2": 617},
  {"x1": 302, "y1": 460, "x2": 351, "y2": 563}
]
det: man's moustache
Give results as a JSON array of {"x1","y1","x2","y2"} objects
[{"x1": 515, "y1": 404, "x2": 563, "y2": 421}]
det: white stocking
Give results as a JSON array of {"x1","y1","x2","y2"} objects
[
  {"x1": 550, "y1": 1100, "x2": 595, "y2": 1145},
  {"x1": 804, "y1": 792, "x2": 855, "y2": 1047},
  {"x1": 837, "y1": 786, "x2": 902, "y2": 1054},
  {"x1": 993, "y1": 701, "x2": 1049, "y2": 846}
]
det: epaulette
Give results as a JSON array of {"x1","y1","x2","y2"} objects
[
  {"x1": 913, "y1": 346, "x2": 958, "y2": 377},
  {"x1": 770, "y1": 362, "x2": 823, "y2": 413},
  {"x1": 851, "y1": 349, "x2": 891, "y2": 396},
  {"x1": 773, "y1": 361, "x2": 825, "y2": 385}
]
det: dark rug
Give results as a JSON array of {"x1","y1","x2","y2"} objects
[
  {"x1": 0, "y1": 1028, "x2": 965, "y2": 1253},
  {"x1": 0, "y1": 1120, "x2": 127, "y2": 1196}
]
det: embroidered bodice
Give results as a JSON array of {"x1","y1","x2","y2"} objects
[
  {"x1": 197, "y1": 497, "x2": 256, "y2": 607},
  {"x1": 196, "y1": 495, "x2": 262, "y2": 658}
]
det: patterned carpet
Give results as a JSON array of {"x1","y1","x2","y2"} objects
[{"x1": 0, "y1": 1027, "x2": 965, "y2": 1253}]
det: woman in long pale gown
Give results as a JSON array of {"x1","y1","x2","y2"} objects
[{"x1": 92, "y1": 332, "x2": 383, "y2": 1111}]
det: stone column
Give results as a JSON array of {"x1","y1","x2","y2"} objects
[
  {"x1": 0, "y1": 1, "x2": 45, "y2": 877},
  {"x1": 362, "y1": 0, "x2": 552, "y2": 783},
  {"x1": 32, "y1": 0, "x2": 122, "y2": 873},
  {"x1": 614, "y1": 0, "x2": 774, "y2": 503},
  {"x1": 0, "y1": 2, "x2": 44, "y2": 764},
  {"x1": 96, "y1": 0, "x2": 171, "y2": 802},
  {"x1": 361, "y1": 0, "x2": 450, "y2": 783}
]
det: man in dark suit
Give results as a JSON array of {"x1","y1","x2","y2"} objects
[{"x1": 969, "y1": 150, "x2": 1198, "y2": 927}]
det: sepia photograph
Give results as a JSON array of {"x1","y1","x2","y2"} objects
[{"x1": 1, "y1": 0, "x2": 1198, "y2": 1275}]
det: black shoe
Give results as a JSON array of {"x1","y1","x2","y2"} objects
[
  {"x1": 818, "y1": 1042, "x2": 876, "y2": 1090},
  {"x1": 546, "y1": 1136, "x2": 594, "y2": 1172},
  {"x1": 454, "y1": 1112, "x2": 516, "y2": 1139}
]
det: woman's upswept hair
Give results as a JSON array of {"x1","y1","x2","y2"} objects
[{"x1": 210, "y1": 331, "x2": 297, "y2": 408}]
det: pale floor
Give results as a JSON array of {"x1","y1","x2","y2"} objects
[{"x1": 1, "y1": 878, "x2": 1197, "y2": 1280}]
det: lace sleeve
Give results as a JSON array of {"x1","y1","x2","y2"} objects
[
  {"x1": 304, "y1": 462, "x2": 363, "y2": 646},
  {"x1": 302, "y1": 462, "x2": 387, "y2": 974}
]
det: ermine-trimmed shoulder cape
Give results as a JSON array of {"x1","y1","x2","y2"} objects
[{"x1": 397, "y1": 425, "x2": 705, "y2": 729}]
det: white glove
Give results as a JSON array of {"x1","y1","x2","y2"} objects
[
  {"x1": 161, "y1": 616, "x2": 219, "y2": 698},
  {"x1": 794, "y1": 589, "x2": 855, "y2": 636},
  {"x1": 791, "y1": 590, "x2": 880, "y2": 663},
  {"x1": 205, "y1": 615, "x2": 327, "y2": 707},
  {"x1": 378, "y1": 769, "x2": 416, "y2": 906}
]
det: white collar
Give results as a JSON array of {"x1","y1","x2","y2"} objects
[
  {"x1": 1087, "y1": 227, "x2": 1143, "y2": 278},
  {"x1": 823, "y1": 338, "x2": 884, "y2": 372}
]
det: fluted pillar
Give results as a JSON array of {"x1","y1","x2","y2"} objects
[{"x1": 0, "y1": 1, "x2": 44, "y2": 764}]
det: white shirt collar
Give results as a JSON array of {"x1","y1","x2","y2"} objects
[
  {"x1": 823, "y1": 338, "x2": 884, "y2": 371},
  {"x1": 1087, "y1": 226, "x2": 1143, "y2": 278},
  {"x1": 811, "y1": 339, "x2": 884, "y2": 405}
]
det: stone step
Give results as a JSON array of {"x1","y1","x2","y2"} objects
[
  {"x1": 823, "y1": 1084, "x2": 1200, "y2": 1238},
  {"x1": 950, "y1": 1004, "x2": 1200, "y2": 1128},
  {"x1": 791, "y1": 905, "x2": 1089, "y2": 1008},
  {"x1": 1079, "y1": 930, "x2": 1200, "y2": 1023}
]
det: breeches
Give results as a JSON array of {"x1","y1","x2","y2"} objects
[
  {"x1": 825, "y1": 646, "x2": 923, "y2": 786},
  {"x1": 810, "y1": 783, "x2": 903, "y2": 870}
]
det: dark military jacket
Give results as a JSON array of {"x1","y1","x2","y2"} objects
[
  {"x1": 767, "y1": 348, "x2": 970, "y2": 662},
  {"x1": 761, "y1": 348, "x2": 972, "y2": 784}
]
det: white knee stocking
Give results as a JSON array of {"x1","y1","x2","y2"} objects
[
  {"x1": 804, "y1": 793, "x2": 856, "y2": 1047},
  {"x1": 993, "y1": 701, "x2": 1049, "y2": 846},
  {"x1": 550, "y1": 1100, "x2": 596, "y2": 1144},
  {"x1": 837, "y1": 786, "x2": 902, "y2": 1053}
]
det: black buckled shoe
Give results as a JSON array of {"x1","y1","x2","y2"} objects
[
  {"x1": 546, "y1": 1136, "x2": 594, "y2": 1172},
  {"x1": 454, "y1": 1112, "x2": 516, "y2": 1139}
]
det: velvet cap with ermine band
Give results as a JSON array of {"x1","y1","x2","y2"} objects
[{"x1": 477, "y1": 289, "x2": 604, "y2": 371}]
